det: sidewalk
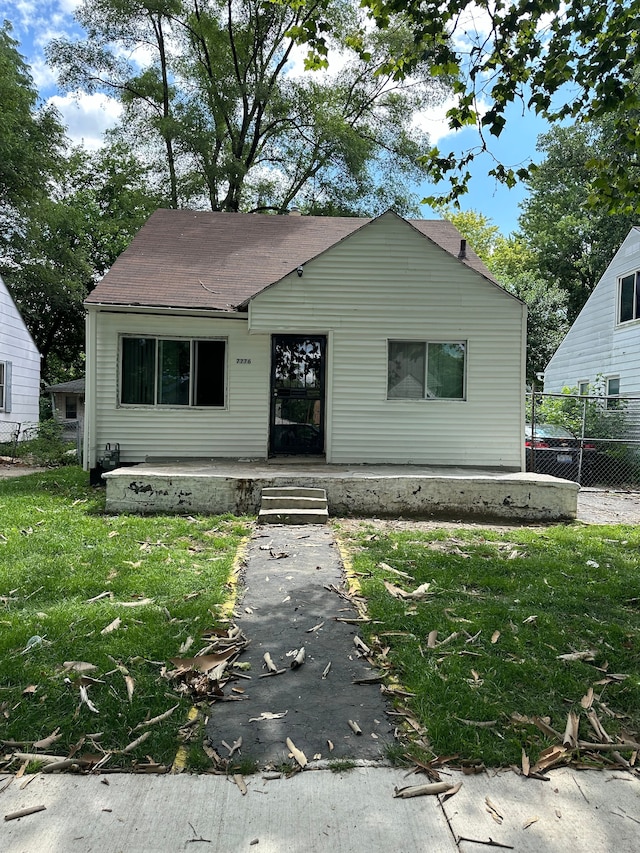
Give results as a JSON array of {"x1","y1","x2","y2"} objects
[
  {"x1": 3, "y1": 764, "x2": 639, "y2": 851},
  {"x1": 3, "y1": 523, "x2": 639, "y2": 851}
]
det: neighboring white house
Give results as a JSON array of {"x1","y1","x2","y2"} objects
[
  {"x1": 83, "y1": 209, "x2": 527, "y2": 474},
  {"x1": 544, "y1": 227, "x2": 640, "y2": 399},
  {"x1": 0, "y1": 274, "x2": 40, "y2": 440}
]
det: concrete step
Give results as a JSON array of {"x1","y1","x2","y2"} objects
[
  {"x1": 257, "y1": 507, "x2": 329, "y2": 525},
  {"x1": 261, "y1": 486, "x2": 326, "y2": 499},
  {"x1": 261, "y1": 495, "x2": 328, "y2": 511},
  {"x1": 258, "y1": 486, "x2": 329, "y2": 525}
]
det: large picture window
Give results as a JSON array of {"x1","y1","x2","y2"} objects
[
  {"x1": 388, "y1": 341, "x2": 466, "y2": 400},
  {"x1": 619, "y1": 271, "x2": 640, "y2": 323},
  {"x1": 120, "y1": 337, "x2": 226, "y2": 407}
]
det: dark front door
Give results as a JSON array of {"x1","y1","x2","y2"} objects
[{"x1": 270, "y1": 335, "x2": 326, "y2": 455}]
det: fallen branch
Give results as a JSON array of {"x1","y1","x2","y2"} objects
[
  {"x1": 121, "y1": 731, "x2": 151, "y2": 754},
  {"x1": 133, "y1": 704, "x2": 179, "y2": 731},
  {"x1": 394, "y1": 781, "x2": 453, "y2": 798},
  {"x1": 456, "y1": 837, "x2": 514, "y2": 850},
  {"x1": 4, "y1": 804, "x2": 46, "y2": 822}
]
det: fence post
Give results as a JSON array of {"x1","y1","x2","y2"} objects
[
  {"x1": 578, "y1": 395, "x2": 587, "y2": 484},
  {"x1": 531, "y1": 389, "x2": 537, "y2": 470}
]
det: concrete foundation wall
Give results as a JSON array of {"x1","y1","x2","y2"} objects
[{"x1": 103, "y1": 465, "x2": 578, "y2": 522}]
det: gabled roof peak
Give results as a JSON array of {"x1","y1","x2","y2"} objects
[{"x1": 85, "y1": 208, "x2": 499, "y2": 311}]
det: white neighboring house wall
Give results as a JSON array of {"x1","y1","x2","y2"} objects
[
  {"x1": 544, "y1": 226, "x2": 640, "y2": 397},
  {"x1": 0, "y1": 275, "x2": 40, "y2": 436}
]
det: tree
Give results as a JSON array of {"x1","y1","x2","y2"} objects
[
  {"x1": 359, "y1": 0, "x2": 640, "y2": 213},
  {"x1": 0, "y1": 22, "x2": 66, "y2": 247},
  {"x1": 517, "y1": 124, "x2": 637, "y2": 322},
  {"x1": 3, "y1": 143, "x2": 162, "y2": 383},
  {"x1": 439, "y1": 207, "x2": 568, "y2": 382},
  {"x1": 48, "y1": 0, "x2": 447, "y2": 215}
]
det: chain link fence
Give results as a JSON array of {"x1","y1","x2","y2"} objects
[
  {"x1": 0, "y1": 422, "x2": 21, "y2": 457},
  {"x1": 0, "y1": 419, "x2": 83, "y2": 465},
  {"x1": 527, "y1": 391, "x2": 640, "y2": 486}
]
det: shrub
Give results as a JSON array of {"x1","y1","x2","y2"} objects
[{"x1": 18, "y1": 420, "x2": 77, "y2": 467}]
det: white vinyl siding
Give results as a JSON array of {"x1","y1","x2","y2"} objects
[
  {"x1": 545, "y1": 227, "x2": 640, "y2": 397},
  {"x1": 86, "y1": 310, "x2": 270, "y2": 467},
  {"x1": 249, "y1": 212, "x2": 525, "y2": 467},
  {"x1": 0, "y1": 276, "x2": 40, "y2": 426}
]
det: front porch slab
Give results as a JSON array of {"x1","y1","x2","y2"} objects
[{"x1": 103, "y1": 461, "x2": 578, "y2": 522}]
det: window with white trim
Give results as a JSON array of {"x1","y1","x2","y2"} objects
[
  {"x1": 388, "y1": 341, "x2": 466, "y2": 400},
  {"x1": 65, "y1": 396, "x2": 77, "y2": 420},
  {"x1": 606, "y1": 376, "x2": 620, "y2": 410},
  {"x1": 120, "y1": 337, "x2": 226, "y2": 407},
  {"x1": 578, "y1": 381, "x2": 589, "y2": 396},
  {"x1": 619, "y1": 271, "x2": 640, "y2": 323},
  {"x1": 0, "y1": 362, "x2": 5, "y2": 410}
]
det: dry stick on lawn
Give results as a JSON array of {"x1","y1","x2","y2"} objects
[{"x1": 133, "y1": 704, "x2": 180, "y2": 731}]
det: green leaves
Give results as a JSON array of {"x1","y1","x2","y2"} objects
[{"x1": 364, "y1": 0, "x2": 640, "y2": 210}]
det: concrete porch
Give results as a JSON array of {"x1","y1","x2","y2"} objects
[{"x1": 102, "y1": 460, "x2": 578, "y2": 522}]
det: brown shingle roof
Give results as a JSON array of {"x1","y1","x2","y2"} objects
[{"x1": 85, "y1": 209, "x2": 499, "y2": 311}]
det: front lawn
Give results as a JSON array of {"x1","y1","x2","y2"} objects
[
  {"x1": 340, "y1": 522, "x2": 640, "y2": 769},
  {"x1": 0, "y1": 468, "x2": 250, "y2": 770}
]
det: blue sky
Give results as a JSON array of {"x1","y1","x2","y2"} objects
[{"x1": 5, "y1": 0, "x2": 550, "y2": 235}]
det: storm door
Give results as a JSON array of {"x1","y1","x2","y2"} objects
[{"x1": 270, "y1": 335, "x2": 326, "y2": 455}]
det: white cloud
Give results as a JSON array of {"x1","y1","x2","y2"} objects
[
  {"x1": 48, "y1": 91, "x2": 122, "y2": 149},
  {"x1": 413, "y1": 95, "x2": 490, "y2": 146},
  {"x1": 30, "y1": 56, "x2": 58, "y2": 91}
]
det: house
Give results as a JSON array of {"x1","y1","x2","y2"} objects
[
  {"x1": 544, "y1": 227, "x2": 640, "y2": 400},
  {"x1": 83, "y1": 209, "x2": 527, "y2": 476},
  {"x1": 0, "y1": 274, "x2": 40, "y2": 441},
  {"x1": 45, "y1": 378, "x2": 85, "y2": 440}
]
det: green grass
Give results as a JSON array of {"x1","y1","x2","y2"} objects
[
  {"x1": 0, "y1": 468, "x2": 250, "y2": 769},
  {"x1": 340, "y1": 522, "x2": 640, "y2": 767}
]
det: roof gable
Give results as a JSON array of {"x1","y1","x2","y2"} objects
[{"x1": 85, "y1": 208, "x2": 504, "y2": 312}]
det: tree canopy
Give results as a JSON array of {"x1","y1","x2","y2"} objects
[
  {"x1": 360, "y1": 0, "x2": 640, "y2": 212},
  {"x1": 0, "y1": 24, "x2": 66, "y2": 213},
  {"x1": 518, "y1": 123, "x2": 637, "y2": 321},
  {"x1": 439, "y1": 208, "x2": 569, "y2": 382},
  {"x1": 48, "y1": 0, "x2": 447, "y2": 215}
]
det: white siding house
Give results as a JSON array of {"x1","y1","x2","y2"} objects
[
  {"x1": 0, "y1": 275, "x2": 40, "y2": 438},
  {"x1": 84, "y1": 210, "x2": 526, "y2": 473},
  {"x1": 544, "y1": 227, "x2": 640, "y2": 398}
]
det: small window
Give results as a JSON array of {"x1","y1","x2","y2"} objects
[
  {"x1": 65, "y1": 396, "x2": 77, "y2": 420},
  {"x1": 0, "y1": 362, "x2": 4, "y2": 410},
  {"x1": 120, "y1": 337, "x2": 226, "y2": 407},
  {"x1": 619, "y1": 272, "x2": 640, "y2": 323},
  {"x1": 578, "y1": 381, "x2": 589, "y2": 396},
  {"x1": 388, "y1": 341, "x2": 466, "y2": 400},
  {"x1": 607, "y1": 377, "x2": 620, "y2": 409}
]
